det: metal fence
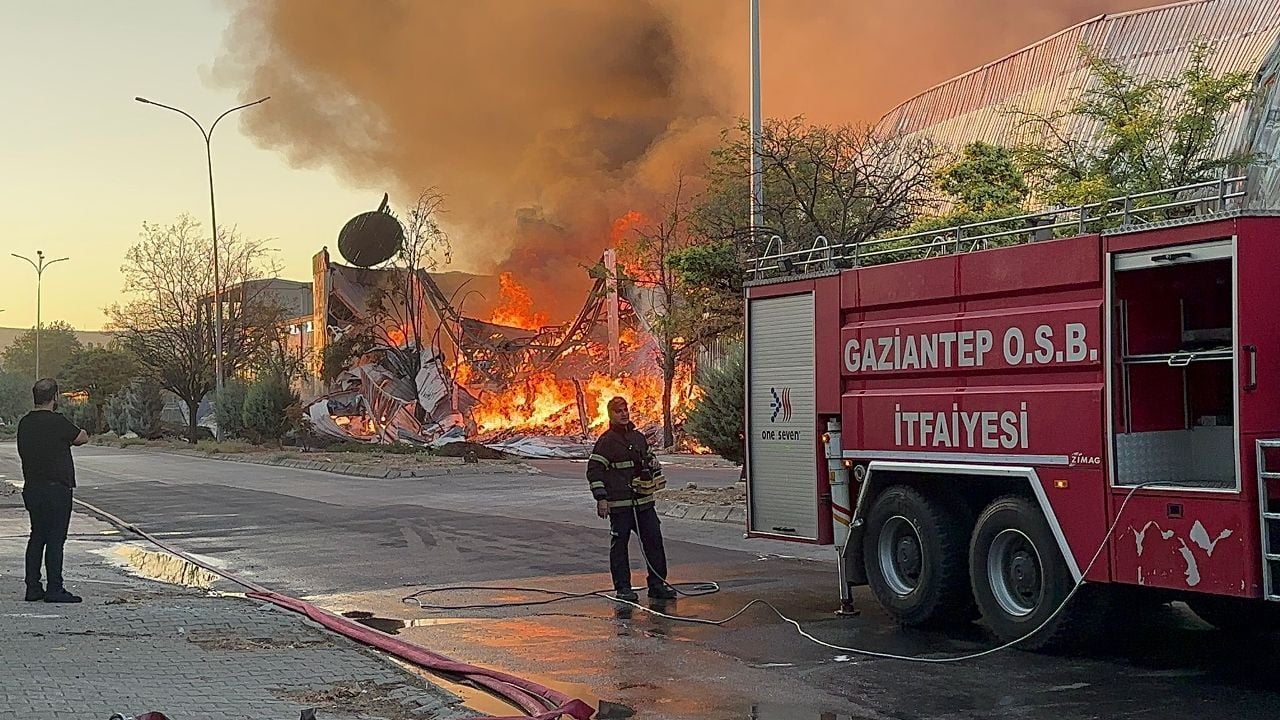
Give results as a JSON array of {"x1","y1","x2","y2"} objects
[{"x1": 746, "y1": 175, "x2": 1249, "y2": 280}]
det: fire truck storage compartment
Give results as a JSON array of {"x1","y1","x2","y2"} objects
[
  {"x1": 747, "y1": 292, "x2": 819, "y2": 540},
  {"x1": 1111, "y1": 239, "x2": 1236, "y2": 489}
]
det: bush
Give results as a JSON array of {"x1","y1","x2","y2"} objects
[
  {"x1": 64, "y1": 400, "x2": 101, "y2": 434},
  {"x1": 126, "y1": 380, "x2": 164, "y2": 439},
  {"x1": 105, "y1": 391, "x2": 131, "y2": 435},
  {"x1": 242, "y1": 374, "x2": 299, "y2": 445},
  {"x1": 214, "y1": 379, "x2": 248, "y2": 440},
  {"x1": 684, "y1": 343, "x2": 745, "y2": 464}
]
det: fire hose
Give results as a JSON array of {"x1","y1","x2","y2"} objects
[
  {"x1": 72, "y1": 498, "x2": 594, "y2": 720},
  {"x1": 405, "y1": 482, "x2": 1181, "y2": 664}
]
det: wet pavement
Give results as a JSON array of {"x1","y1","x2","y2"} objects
[{"x1": 4, "y1": 444, "x2": 1280, "y2": 718}]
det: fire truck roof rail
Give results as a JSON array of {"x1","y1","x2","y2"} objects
[{"x1": 746, "y1": 175, "x2": 1248, "y2": 281}]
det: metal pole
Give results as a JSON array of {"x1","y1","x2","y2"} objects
[
  {"x1": 135, "y1": 96, "x2": 269, "y2": 442},
  {"x1": 11, "y1": 251, "x2": 67, "y2": 381},
  {"x1": 750, "y1": 0, "x2": 764, "y2": 243},
  {"x1": 35, "y1": 253, "x2": 42, "y2": 379}
]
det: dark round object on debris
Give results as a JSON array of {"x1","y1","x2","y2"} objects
[
  {"x1": 434, "y1": 441, "x2": 511, "y2": 460},
  {"x1": 337, "y1": 211, "x2": 404, "y2": 267}
]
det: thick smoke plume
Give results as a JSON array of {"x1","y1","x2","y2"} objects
[{"x1": 218, "y1": 0, "x2": 1150, "y2": 316}]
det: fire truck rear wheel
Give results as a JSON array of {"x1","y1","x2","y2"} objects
[
  {"x1": 970, "y1": 495, "x2": 1091, "y2": 650},
  {"x1": 863, "y1": 485, "x2": 974, "y2": 628}
]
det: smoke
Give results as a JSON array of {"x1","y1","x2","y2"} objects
[{"x1": 217, "y1": 0, "x2": 1151, "y2": 315}]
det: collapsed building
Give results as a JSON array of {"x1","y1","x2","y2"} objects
[{"x1": 293, "y1": 200, "x2": 688, "y2": 458}]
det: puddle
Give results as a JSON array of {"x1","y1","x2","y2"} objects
[
  {"x1": 339, "y1": 611, "x2": 479, "y2": 635},
  {"x1": 109, "y1": 545, "x2": 223, "y2": 589}
]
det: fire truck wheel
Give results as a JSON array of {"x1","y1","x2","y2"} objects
[
  {"x1": 1187, "y1": 596, "x2": 1280, "y2": 634},
  {"x1": 863, "y1": 485, "x2": 973, "y2": 628},
  {"x1": 970, "y1": 495, "x2": 1088, "y2": 650}
]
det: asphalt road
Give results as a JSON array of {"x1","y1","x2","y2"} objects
[{"x1": 3, "y1": 444, "x2": 1280, "y2": 719}]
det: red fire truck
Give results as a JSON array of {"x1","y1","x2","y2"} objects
[{"x1": 744, "y1": 176, "x2": 1280, "y2": 647}]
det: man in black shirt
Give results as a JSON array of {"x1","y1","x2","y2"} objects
[{"x1": 17, "y1": 378, "x2": 88, "y2": 603}]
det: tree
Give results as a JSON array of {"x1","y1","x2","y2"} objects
[
  {"x1": 1014, "y1": 41, "x2": 1256, "y2": 207},
  {"x1": 105, "y1": 391, "x2": 130, "y2": 435},
  {"x1": 684, "y1": 343, "x2": 745, "y2": 464},
  {"x1": 889, "y1": 141, "x2": 1032, "y2": 254},
  {"x1": 0, "y1": 321, "x2": 83, "y2": 381},
  {"x1": 61, "y1": 346, "x2": 138, "y2": 432},
  {"x1": 106, "y1": 215, "x2": 286, "y2": 442},
  {"x1": 0, "y1": 371, "x2": 28, "y2": 423},
  {"x1": 126, "y1": 379, "x2": 164, "y2": 439},
  {"x1": 939, "y1": 142, "x2": 1029, "y2": 214},
  {"x1": 697, "y1": 117, "x2": 942, "y2": 257},
  {"x1": 214, "y1": 379, "x2": 248, "y2": 440},
  {"x1": 617, "y1": 177, "x2": 710, "y2": 449},
  {"x1": 242, "y1": 373, "x2": 299, "y2": 445}
]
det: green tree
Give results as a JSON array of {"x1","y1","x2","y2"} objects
[
  {"x1": 105, "y1": 391, "x2": 131, "y2": 435},
  {"x1": 214, "y1": 379, "x2": 248, "y2": 440},
  {"x1": 939, "y1": 142, "x2": 1029, "y2": 214},
  {"x1": 61, "y1": 346, "x2": 138, "y2": 432},
  {"x1": 684, "y1": 344, "x2": 745, "y2": 465},
  {"x1": 126, "y1": 379, "x2": 164, "y2": 439},
  {"x1": 242, "y1": 373, "x2": 299, "y2": 445},
  {"x1": 1014, "y1": 41, "x2": 1256, "y2": 207},
  {"x1": 0, "y1": 321, "x2": 84, "y2": 381},
  {"x1": 0, "y1": 371, "x2": 29, "y2": 423}
]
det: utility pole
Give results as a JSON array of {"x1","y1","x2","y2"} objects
[
  {"x1": 11, "y1": 250, "x2": 69, "y2": 380},
  {"x1": 750, "y1": 0, "x2": 764, "y2": 243},
  {"x1": 136, "y1": 95, "x2": 270, "y2": 441}
]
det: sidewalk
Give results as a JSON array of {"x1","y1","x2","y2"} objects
[{"x1": 0, "y1": 485, "x2": 469, "y2": 720}]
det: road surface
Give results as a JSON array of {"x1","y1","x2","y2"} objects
[{"x1": 2, "y1": 444, "x2": 1279, "y2": 719}]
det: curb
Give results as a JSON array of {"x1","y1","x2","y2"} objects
[
  {"x1": 105, "y1": 445, "x2": 539, "y2": 480},
  {"x1": 656, "y1": 501, "x2": 746, "y2": 525}
]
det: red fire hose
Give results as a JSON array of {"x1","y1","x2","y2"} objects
[
  {"x1": 247, "y1": 591, "x2": 594, "y2": 720},
  {"x1": 74, "y1": 499, "x2": 594, "y2": 720}
]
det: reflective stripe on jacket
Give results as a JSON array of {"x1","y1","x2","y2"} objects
[{"x1": 586, "y1": 423, "x2": 663, "y2": 509}]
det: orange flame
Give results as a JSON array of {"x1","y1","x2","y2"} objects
[{"x1": 490, "y1": 272, "x2": 550, "y2": 330}]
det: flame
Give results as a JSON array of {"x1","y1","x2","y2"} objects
[
  {"x1": 466, "y1": 363, "x2": 698, "y2": 439},
  {"x1": 490, "y1": 272, "x2": 550, "y2": 330}
]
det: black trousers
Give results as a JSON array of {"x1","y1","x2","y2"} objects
[
  {"x1": 23, "y1": 484, "x2": 73, "y2": 591},
  {"x1": 608, "y1": 505, "x2": 668, "y2": 592}
]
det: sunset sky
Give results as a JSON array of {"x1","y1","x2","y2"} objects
[
  {"x1": 0, "y1": 1, "x2": 375, "y2": 331},
  {"x1": 1, "y1": 0, "x2": 1151, "y2": 332}
]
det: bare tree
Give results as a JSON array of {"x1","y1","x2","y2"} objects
[
  {"x1": 619, "y1": 176, "x2": 707, "y2": 449},
  {"x1": 698, "y1": 117, "x2": 942, "y2": 254},
  {"x1": 107, "y1": 215, "x2": 285, "y2": 442}
]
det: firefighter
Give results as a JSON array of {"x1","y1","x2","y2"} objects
[{"x1": 587, "y1": 396, "x2": 677, "y2": 602}]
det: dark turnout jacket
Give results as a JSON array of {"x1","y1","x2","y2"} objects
[{"x1": 587, "y1": 422, "x2": 665, "y2": 511}]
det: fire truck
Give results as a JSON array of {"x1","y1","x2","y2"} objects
[{"x1": 744, "y1": 176, "x2": 1280, "y2": 648}]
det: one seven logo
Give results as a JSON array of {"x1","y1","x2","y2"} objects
[{"x1": 770, "y1": 387, "x2": 793, "y2": 422}]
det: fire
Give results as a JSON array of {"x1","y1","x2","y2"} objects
[
  {"x1": 490, "y1": 272, "x2": 550, "y2": 330},
  {"x1": 467, "y1": 363, "x2": 699, "y2": 440}
]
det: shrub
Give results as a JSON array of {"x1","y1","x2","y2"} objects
[
  {"x1": 683, "y1": 343, "x2": 745, "y2": 464},
  {"x1": 214, "y1": 379, "x2": 248, "y2": 440},
  {"x1": 105, "y1": 391, "x2": 131, "y2": 435},
  {"x1": 126, "y1": 380, "x2": 164, "y2": 439},
  {"x1": 242, "y1": 374, "x2": 299, "y2": 445}
]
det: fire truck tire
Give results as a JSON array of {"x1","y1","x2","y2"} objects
[
  {"x1": 1186, "y1": 596, "x2": 1280, "y2": 634},
  {"x1": 863, "y1": 485, "x2": 974, "y2": 628},
  {"x1": 970, "y1": 495, "x2": 1096, "y2": 651}
]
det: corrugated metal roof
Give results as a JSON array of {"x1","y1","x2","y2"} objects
[{"x1": 876, "y1": 0, "x2": 1280, "y2": 161}]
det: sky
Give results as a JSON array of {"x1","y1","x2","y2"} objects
[
  {"x1": 0, "y1": 1, "x2": 376, "y2": 331},
  {"x1": 0, "y1": 1, "x2": 1154, "y2": 332}
]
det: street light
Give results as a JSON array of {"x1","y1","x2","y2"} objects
[
  {"x1": 135, "y1": 94, "x2": 270, "y2": 441},
  {"x1": 11, "y1": 250, "x2": 69, "y2": 380},
  {"x1": 750, "y1": 0, "x2": 764, "y2": 240}
]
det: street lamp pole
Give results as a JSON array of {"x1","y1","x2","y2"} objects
[
  {"x1": 11, "y1": 250, "x2": 69, "y2": 380},
  {"x1": 135, "y1": 95, "x2": 269, "y2": 441},
  {"x1": 750, "y1": 0, "x2": 764, "y2": 242}
]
